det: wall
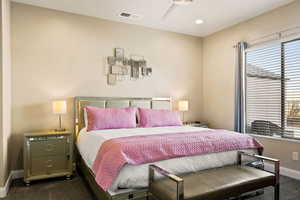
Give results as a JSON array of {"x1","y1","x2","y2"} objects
[
  {"x1": 11, "y1": 3, "x2": 203, "y2": 170},
  {"x1": 0, "y1": 0, "x2": 3, "y2": 188},
  {"x1": 202, "y1": 0, "x2": 300, "y2": 171},
  {"x1": 0, "y1": 0, "x2": 11, "y2": 187}
]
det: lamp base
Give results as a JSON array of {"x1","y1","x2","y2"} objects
[{"x1": 55, "y1": 128, "x2": 66, "y2": 132}]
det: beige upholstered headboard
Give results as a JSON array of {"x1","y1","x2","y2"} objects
[{"x1": 74, "y1": 96, "x2": 172, "y2": 136}]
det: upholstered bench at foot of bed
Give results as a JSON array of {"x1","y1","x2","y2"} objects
[{"x1": 148, "y1": 151, "x2": 280, "y2": 200}]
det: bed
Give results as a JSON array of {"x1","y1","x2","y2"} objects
[{"x1": 74, "y1": 96, "x2": 261, "y2": 200}]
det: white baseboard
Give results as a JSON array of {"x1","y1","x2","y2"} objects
[
  {"x1": 0, "y1": 172, "x2": 13, "y2": 198},
  {"x1": 0, "y1": 170, "x2": 24, "y2": 198},
  {"x1": 264, "y1": 163, "x2": 300, "y2": 180}
]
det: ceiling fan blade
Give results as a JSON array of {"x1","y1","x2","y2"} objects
[{"x1": 162, "y1": 3, "x2": 177, "y2": 19}]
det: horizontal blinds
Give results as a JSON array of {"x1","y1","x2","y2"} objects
[
  {"x1": 284, "y1": 39, "x2": 300, "y2": 139},
  {"x1": 246, "y1": 44, "x2": 283, "y2": 137},
  {"x1": 245, "y1": 39, "x2": 300, "y2": 139}
]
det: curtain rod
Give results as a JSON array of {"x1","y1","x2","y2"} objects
[{"x1": 233, "y1": 25, "x2": 300, "y2": 48}]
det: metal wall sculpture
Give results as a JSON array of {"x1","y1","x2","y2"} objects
[{"x1": 107, "y1": 48, "x2": 152, "y2": 85}]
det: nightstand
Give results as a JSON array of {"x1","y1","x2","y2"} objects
[
  {"x1": 23, "y1": 130, "x2": 73, "y2": 186},
  {"x1": 184, "y1": 122, "x2": 209, "y2": 128}
]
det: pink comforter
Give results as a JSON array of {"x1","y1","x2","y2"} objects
[{"x1": 92, "y1": 130, "x2": 263, "y2": 190}]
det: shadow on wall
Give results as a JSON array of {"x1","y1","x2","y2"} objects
[{"x1": 9, "y1": 134, "x2": 23, "y2": 172}]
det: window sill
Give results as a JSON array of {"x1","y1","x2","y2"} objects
[{"x1": 249, "y1": 134, "x2": 300, "y2": 143}]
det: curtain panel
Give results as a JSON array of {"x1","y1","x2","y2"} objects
[{"x1": 234, "y1": 42, "x2": 248, "y2": 133}]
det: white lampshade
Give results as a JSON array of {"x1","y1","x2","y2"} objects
[
  {"x1": 178, "y1": 100, "x2": 189, "y2": 111},
  {"x1": 53, "y1": 100, "x2": 67, "y2": 114}
]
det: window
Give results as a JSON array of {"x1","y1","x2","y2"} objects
[{"x1": 245, "y1": 39, "x2": 300, "y2": 139}]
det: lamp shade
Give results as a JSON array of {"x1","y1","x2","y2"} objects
[
  {"x1": 53, "y1": 100, "x2": 67, "y2": 114},
  {"x1": 178, "y1": 100, "x2": 189, "y2": 111}
]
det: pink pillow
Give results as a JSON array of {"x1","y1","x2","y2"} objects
[
  {"x1": 86, "y1": 106, "x2": 137, "y2": 131},
  {"x1": 138, "y1": 108, "x2": 183, "y2": 127}
]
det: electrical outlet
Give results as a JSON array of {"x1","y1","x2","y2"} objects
[{"x1": 292, "y1": 152, "x2": 299, "y2": 161}]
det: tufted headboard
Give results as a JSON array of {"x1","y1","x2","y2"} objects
[{"x1": 74, "y1": 96, "x2": 172, "y2": 136}]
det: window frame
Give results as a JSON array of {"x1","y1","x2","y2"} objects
[{"x1": 245, "y1": 37, "x2": 300, "y2": 140}]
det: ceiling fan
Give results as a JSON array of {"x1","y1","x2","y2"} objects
[{"x1": 162, "y1": 0, "x2": 193, "y2": 19}]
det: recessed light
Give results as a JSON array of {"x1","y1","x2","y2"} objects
[{"x1": 195, "y1": 19, "x2": 204, "y2": 24}]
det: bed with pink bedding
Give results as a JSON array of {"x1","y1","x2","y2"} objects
[
  {"x1": 75, "y1": 96, "x2": 263, "y2": 197},
  {"x1": 77, "y1": 126, "x2": 262, "y2": 192}
]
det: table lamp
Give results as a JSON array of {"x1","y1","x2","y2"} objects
[
  {"x1": 178, "y1": 100, "x2": 189, "y2": 123},
  {"x1": 53, "y1": 100, "x2": 67, "y2": 132}
]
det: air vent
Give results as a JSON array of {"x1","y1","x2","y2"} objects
[
  {"x1": 120, "y1": 12, "x2": 131, "y2": 17},
  {"x1": 119, "y1": 12, "x2": 142, "y2": 20}
]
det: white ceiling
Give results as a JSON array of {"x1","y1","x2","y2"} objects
[{"x1": 12, "y1": 0, "x2": 294, "y2": 37}]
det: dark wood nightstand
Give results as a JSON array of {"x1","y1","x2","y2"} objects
[{"x1": 23, "y1": 130, "x2": 73, "y2": 186}]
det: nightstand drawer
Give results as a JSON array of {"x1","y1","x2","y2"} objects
[
  {"x1": 31, "y1": 155, "x2": 69, "y2": 176},
  {"x1": 29, "y1": 137, "x2": 68, "y2": 157}
]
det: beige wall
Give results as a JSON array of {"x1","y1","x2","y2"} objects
[
  {"x1": 202, "y1": 1, "x2": 300, "y2": 170},
  {"x1": 257, "y1": 137, "x2": 300, "y2": 171},
  {"x1": 0, "y1": 0, "x2": 3, "y2": 188},
  {"x1": 11, "y1": 3, "x2": 203, "y2": 170},
  {"x1": 0, "y1": 0, "x2": 11, "y2": 187}
]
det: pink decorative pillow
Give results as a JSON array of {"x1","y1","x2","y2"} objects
[
  {"x1": 86, "y1": 106, "x2": 137, "y2": 131},
  {"x1": 138, "y1": 108, "x2": 183, "y2": 127}
]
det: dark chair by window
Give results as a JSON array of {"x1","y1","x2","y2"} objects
[{"x1": 251, "y1": 120, "x2": 282, "y2": 136}]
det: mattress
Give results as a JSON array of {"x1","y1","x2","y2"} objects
[{"x1": 77, "y1": 126, "x2": 257, "y2": 192}]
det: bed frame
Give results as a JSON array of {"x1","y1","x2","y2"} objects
[{"x1": 74, "y1": 96, "x2": 172, "y2": 200}]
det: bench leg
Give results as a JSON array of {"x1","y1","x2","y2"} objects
[{"x1": 274, "y1": 184, "x2": 280, "y2": 200}]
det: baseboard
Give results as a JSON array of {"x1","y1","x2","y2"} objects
[
  {"x1": 0, "y1": 172, "x2": 13, "y2": 198},
  {"x1": 0, "y1": 170, "x2": 24, "y2": 198},
  {"x1": 264, "y1": 163, "x2": 300, "y2": 180}
]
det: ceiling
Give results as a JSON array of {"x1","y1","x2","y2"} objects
[{"x1": 12, "y1": 0, "x2": 294, "y2": 37}]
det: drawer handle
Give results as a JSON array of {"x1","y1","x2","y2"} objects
[{"x1": 47, "y1": 165, "x2": 53, "y2": 168}]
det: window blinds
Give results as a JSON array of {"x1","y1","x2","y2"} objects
[
  {"x1": 245, "y1": 39, "x2": 300, "y2": 139},
  {"x1": 284, "y1": 39, "x2": 300, "y2": 139}
]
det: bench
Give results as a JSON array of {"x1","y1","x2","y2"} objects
[{"x1": 148, "y1": 151, "x2": 280, "y2": 200}]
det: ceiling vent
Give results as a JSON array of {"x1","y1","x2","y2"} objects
[
  {"x1": 119, "y1": 12, "x2": 142, "y2": 20},
  {"x1": 120, "y1": 12, "x2": 131, "y2": 17}
]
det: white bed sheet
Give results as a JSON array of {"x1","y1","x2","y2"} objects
[{"x1": 77, "y1": 126, "x2": 257, "y2": 192}]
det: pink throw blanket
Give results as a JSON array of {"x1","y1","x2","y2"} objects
[{"x1": 92, "y1": 130, "x2": 263, "y2": 190}]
